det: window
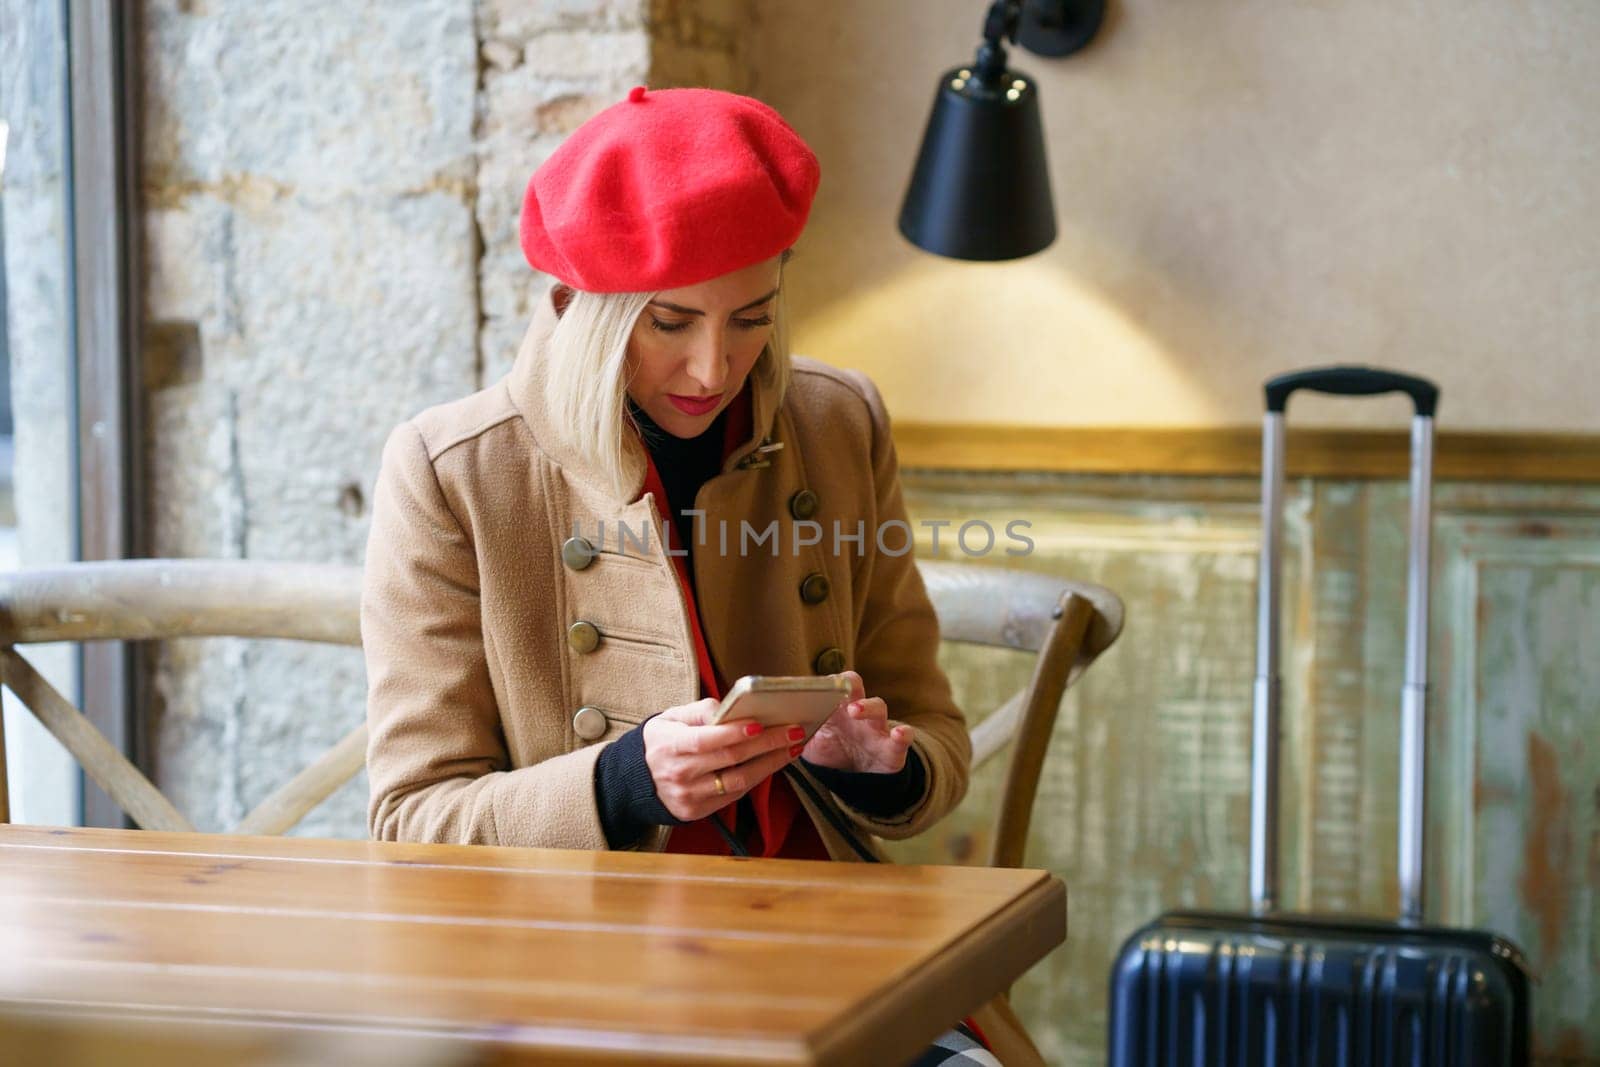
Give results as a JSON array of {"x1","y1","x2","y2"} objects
[{"x1": 2, "y1": 0, "x2": 81, "y2": 825}]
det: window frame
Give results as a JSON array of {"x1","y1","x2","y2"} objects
[{"x1": 66, "y1": 0, "x2": 144, "y2": 829}]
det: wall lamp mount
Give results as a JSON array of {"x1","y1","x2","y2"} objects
[{"x1": 977, "y1": 0, "x2": 1104, "y2": 79}]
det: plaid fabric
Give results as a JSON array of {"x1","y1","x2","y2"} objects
[{"x1": 906, "y1": 1021, "x2": 1004, "y2": 1066}]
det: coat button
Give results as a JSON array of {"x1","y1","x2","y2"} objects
[
  {"x1": 572, "y1": 706, "x2": 608, "y2": 741},
  {"x1": 562, "y1": 536, "x2": 596, "y2": 571},
  {"x1": 567, "y1": 620, "x2": 601, "y2": 654},
  {"x1": 813, "y1": 646, "x2": 845, "y2": 675},
  {"x1": 799, "y1": 572, "x2": 830, "y2": 605},
  {"x1": 789, "y1": 489, "x2": 819, "y2": 520}
]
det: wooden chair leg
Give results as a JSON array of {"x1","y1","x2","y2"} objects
[
  {"x1": 970, "y1": 993, "x2": 1048, "y2": 1067},
  {"x1": 0, "y1": 648, "x2": 193, "y2": 832},
  {"x1": 232, "y1": 722, "x2": 368, "y2": 836},
  {"x1": 989, "y1": 593, "x2": 1095, "y2": 870}
]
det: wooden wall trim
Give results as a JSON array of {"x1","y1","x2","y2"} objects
[{"x1": 892, "y1": 425, "x2": 1600, "y2": 483}]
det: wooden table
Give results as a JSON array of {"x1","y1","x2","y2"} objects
[{"x1": 0, "y1": 825, "x2": 1065, "y2": 1065}]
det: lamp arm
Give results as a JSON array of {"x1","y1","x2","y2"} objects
[
  {"x1": 982, "y1": 0, "x2": 1023, "y2": 45},
  {"x1": 974, "y1": 0, "x2": 1022, "y2": 86}
]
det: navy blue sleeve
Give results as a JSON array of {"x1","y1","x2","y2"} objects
[
  {"x1": 800, "y1": 747, "x2": 927, "y2": 819},
  {"x1": 594, "y1": 717, "x2": 683, "y2": 849}
]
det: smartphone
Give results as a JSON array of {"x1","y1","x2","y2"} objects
[{"x1": 713, "y1": 675, "x2": 852, "y2": 740}]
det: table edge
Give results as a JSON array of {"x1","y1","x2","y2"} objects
[{"x1": 808, "y1": 870, "x2": 1068, "y2": 1064}]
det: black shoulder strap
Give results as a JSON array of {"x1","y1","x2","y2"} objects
[{"x1": 784, "y1": 767, "x2": 880, "y2": 863}]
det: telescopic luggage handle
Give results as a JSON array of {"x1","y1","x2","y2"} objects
[
  {"x1": 1252, "y1": 365, "x2": 1440, "y2": 924},
  {"x1": 1264, "y1": 366, "x2": 1440, "y2": 416}
]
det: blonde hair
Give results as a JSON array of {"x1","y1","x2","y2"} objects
[{"x1": 543, "y1": 251, "x2": 794, "y2": 500}]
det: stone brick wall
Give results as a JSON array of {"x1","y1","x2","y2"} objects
[
  {"x1": 475, "y1": 0, "x2": 651, "y2": 381},
  {"x1": 137, "y1": 0, "x2": 751, "y2": 836},
  {"x1": 475, "y1": 0, "x2": 754, "y2": 379}
]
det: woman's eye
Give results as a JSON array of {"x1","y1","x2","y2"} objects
[{"x1": 649, "y1": 315, "x2": 771, "y2": 333}]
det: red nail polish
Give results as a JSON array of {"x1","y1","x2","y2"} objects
[
  {"x1": 789, "y1": 743, "x2": 804, "y2": 758},
  {"x1": 787, "y1": 726, "x2": 806, "y2": 742},
  {"x1": 744, "y1": 722, "x2": 763, "y2": 737}
]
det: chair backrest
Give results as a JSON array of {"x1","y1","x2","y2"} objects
[
  {"x1": 917, "y1": 558, "x2": 1124, "y2": 868},
  {"x1": 0, "y1": 559, "x2": 366, "y2": 834},
  {"x1": 1, "y1": 557, "x2": 1124, "y2": 861}
]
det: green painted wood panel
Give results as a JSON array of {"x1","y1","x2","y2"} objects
[
  {"x1": 894, "y1": 472, "x2": 1600, "y2": 1066},
  {"x1": 1433, "y1": 497, "x2": 1600, "y2": 1064}
]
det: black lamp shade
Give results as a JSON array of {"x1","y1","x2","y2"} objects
[{"x1": 898, "y1": 67, "x2": 1056, "y2": 261}]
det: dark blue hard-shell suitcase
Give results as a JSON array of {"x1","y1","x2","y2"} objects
[{"x1": 1107, "y1": 368, "x2": 1532, "y2": 1066}]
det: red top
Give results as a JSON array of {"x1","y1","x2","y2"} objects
[{"x1": 633, "y1": 384, "x2": 830, "y2": 860}]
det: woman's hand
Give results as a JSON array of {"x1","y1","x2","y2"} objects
[
  {"x1": 801, "y1": 671, "x2": 915, "y2": 774},
  {"x1": 641, "y1": 698, "x2": 806, "y2": 822}
]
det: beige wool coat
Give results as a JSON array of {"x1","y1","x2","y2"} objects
[{"x1": 361, "y1": 286, "x2": 972, "y2": 861}]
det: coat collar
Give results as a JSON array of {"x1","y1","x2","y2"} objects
[{"x1": 506, "y1": 286, "x2": 784, "y2": 506}]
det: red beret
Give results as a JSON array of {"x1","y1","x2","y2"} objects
[{"x1": 519, "y1": 86, "x2": 821, "y2": 293}]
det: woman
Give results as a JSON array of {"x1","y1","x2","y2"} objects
[{"x1": 362, "y1": 86, "x2": 1002, "y2": 1062}]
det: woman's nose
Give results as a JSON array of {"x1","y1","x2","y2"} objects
[{"x1": 686, "y1": 330, "x2": 729, "y2": 392}]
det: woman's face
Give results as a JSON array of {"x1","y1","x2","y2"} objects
[{"x1": 624, "y1": 254, "x2": 782, "y2": 439}]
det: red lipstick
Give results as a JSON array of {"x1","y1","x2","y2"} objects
[{"x1": 667, "y1": 392, "x2": 723, "y2": 416}]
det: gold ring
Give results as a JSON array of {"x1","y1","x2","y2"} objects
[{"x1": 713, "y1": 771, "x2": 727, "y2": 797}]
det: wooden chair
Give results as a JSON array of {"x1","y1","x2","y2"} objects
[
  {"x1": 916, "y1": 558, "x2": 1123, "y2": 1065},
  {"x1": 0, "y1": 558, "x2": 1122, "y2": 845},
  {"x1": 917, "y1": 558, "x2": 1123, "y2": 869},
  {"x1": 0, "y1": 560, "x2": 366, "y2": 833}
]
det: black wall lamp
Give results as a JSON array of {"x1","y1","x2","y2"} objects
[{"x1": 898, "y1": 0, "x2": 1105, "y2": 261}]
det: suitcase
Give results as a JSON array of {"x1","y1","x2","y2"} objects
[{"x1": 1107, "y1": 367, "x2": 1532, "y2": 1066}]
